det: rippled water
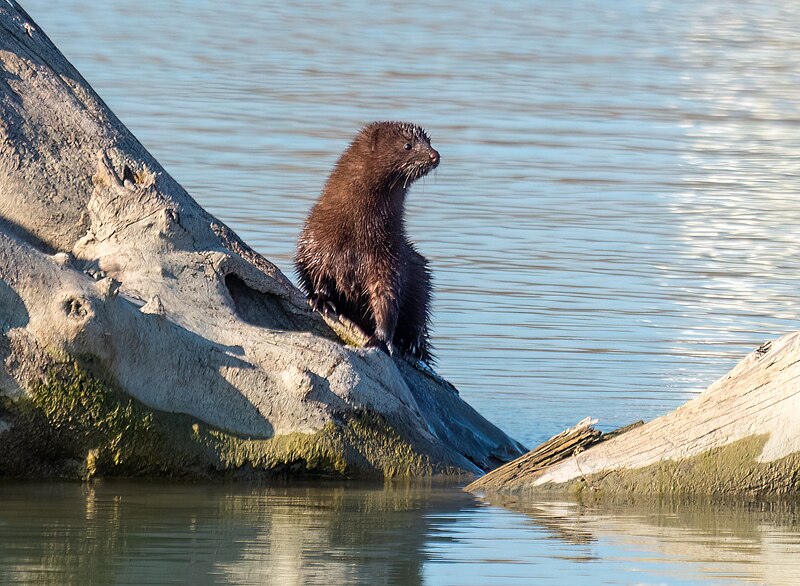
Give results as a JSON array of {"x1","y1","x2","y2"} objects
[
  {"x1": 11, "y1": 0, "x2": 800, "y2": 583},
  {"x1": 23, "y1": 0, "x2": 800, "y2": 443}
]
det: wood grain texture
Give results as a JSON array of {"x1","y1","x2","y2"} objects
[
  {"x1": 469, "y1": 334, "x2": 800, "y2": 495},
  {"x1": 0, "y1": 1, "x2": 524, "y2": 477}
]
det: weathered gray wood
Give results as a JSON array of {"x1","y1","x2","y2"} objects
[
  {"x1": 468, "y1": 334, "x2": 800, "y2": 496},
  {"x1": 0, "y1": 1, "x2": 524, "y2": 478},
  {"x1": 466, "y1": 417, "x2": 602, "y2": 492}
]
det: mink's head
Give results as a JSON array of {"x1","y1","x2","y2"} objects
[{"x1": 346, "y1": 121, "x2": 440, "y2": 188}]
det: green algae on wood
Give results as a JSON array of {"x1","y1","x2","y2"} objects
[
  {"x1": 0, "y1": 2, "x2": 526, "y2": 481},
  {"x1": 521, "y1": 435, "x2": 800, "y2": 498},
  {"x1": 467, "y1": 333, "x2": 800, "y2": 498},
  {"x1": 0, "y1": 360, "x2": 435, "y2": 479}
]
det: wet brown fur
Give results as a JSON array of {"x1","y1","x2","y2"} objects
[{"x1": 295, "y1": 122, "x2": 440, "y2": 361}]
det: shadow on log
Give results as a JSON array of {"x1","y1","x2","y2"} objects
[
  {"x1": 0, "y1": 2, "x2": 524, "y2": 479},
  {"x1": 467, "y1": 334, "x2": 800, "y2": 496}
]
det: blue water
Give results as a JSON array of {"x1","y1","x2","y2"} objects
[
  {"x1": 1, "y1": 481, "x2": 798, "y2": 585},
  {"x1": 7, "y1": 0, "x2": 800, "y2": 583}
]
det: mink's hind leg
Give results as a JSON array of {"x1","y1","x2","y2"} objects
[
  {"x1": 364, "y1": 277, "x2": 400, "y2": 356},
  {"x1": 394, "y1": 246, "x2": 433, "y2": 361}
]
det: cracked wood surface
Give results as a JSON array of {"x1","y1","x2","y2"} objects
[
  {"x1": 468, "y1": 334, "x2": 800, "y2": 494},
  {"x1": 0, "y1": 1, "x2": 525, "y2": 476}
]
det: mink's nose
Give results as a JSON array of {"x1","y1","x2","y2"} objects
[{"x1": 429, "y1": 149, "x2": 440, "y2": 166}]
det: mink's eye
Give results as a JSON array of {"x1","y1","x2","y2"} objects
[{"x1": 403, "y1": 143, "x2": 412, "y2": 150}]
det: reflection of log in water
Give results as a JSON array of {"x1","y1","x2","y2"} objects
[
  {"x1": 0, "y1": 481, "x2": 473, "y2": 585},
  {"x1": 485, "y1": 495, "x2": 800, "y2": 584}
]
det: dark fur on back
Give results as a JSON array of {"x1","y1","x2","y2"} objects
[{"x1": 295, "y1": 121, "x2": 440, "y2": 361}]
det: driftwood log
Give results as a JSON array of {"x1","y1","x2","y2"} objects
[
  {"x1": 468, "y1": 333, "x2": 800, "y2": 496},
  {"x1": 0, "y1": 2, "x2": 524, "y2": 478}
]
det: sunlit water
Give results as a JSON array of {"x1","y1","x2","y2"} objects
[
  {"x1": 1, "y1": 481, "x2": 799, "y2": 586},
  {"x1": 8, "y1": 0, "x2": 800, "y2": 583}
]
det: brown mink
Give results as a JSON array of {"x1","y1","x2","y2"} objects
[{"x1": 295, "y1": 121, "x2": 440, "y2": 361}]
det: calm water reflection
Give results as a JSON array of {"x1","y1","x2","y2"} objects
[
  {"x1": 0, "y1": 481, "x2": 798, "y2": 585},
  {"x1": 12, "y1": 0, "x2": 800, "y2": 582}
]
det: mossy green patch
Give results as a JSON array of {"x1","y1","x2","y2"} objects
[
  {"x1": 322, "y1": 313, "x2": 368, "y2": 348},
  {"x1": 530, "y1": 435, "x2": 800, "y2": 498},
  {"x1": 0, "y1": 359, "x2": 434, "y2": 480}
]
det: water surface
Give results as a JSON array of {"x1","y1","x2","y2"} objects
[
  {"x1": 10, "y1": 0, "x2": 800, "y2": 583},
  {"x1": 1, "y1": 481, "x2": 799, "y2": 585},
  {"x1": 22, "y1": 0, "x2": 800, "y2": 443}
]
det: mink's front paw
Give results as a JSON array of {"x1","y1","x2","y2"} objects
[{"x1": 309, "y1": 295, "x2": 337, "y2": 316}]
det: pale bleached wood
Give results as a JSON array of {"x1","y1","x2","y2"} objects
[
  {"x1": 466, "y1": 417, "x2": 601, "y2": 492},
  {"x1": 468, "y1": 334, "x2": 800, "y2": 495},
  {"x1": 0, "y1": 1, "x2": 524, "y2": 477}
]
